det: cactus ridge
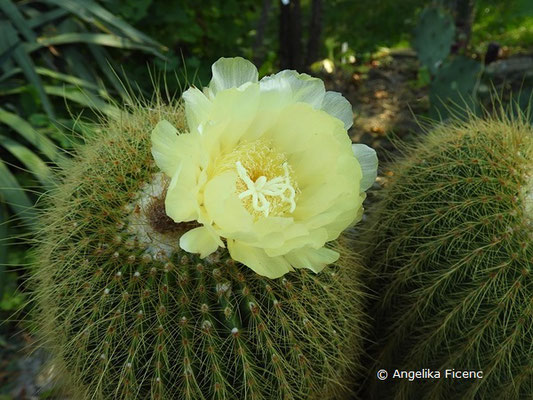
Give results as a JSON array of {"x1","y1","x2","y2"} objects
[
  {"x1": 367, "y1": 111, "x2": 533, "y2": 399},
  {"x1": 30, "y1": 102, "x2": 365, "y2": 400}
]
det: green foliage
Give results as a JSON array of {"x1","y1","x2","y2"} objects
[
  {"x1": 103, "y1": 0, "x2": 154, "y2": 24},
  {"x1": 0, "y1": 0, "x2": 165, "y2": 334},
  {"x1": 122, "y1": 0, "x2": 265, "y2": 90},
  {"x1": 31, "y1": 102, "x2": 365, "y2": 400},
  {"x1": 322, "y1": 0, "x2": 427, "y2": 56},
  {"x1": 0, "y1": 0, "x2": 165, "y2": 229},
  {"x1": 366, "y1": 111, "x2": 533, "y2": 399},
  {"x1": 412, "y1": 6, "x2": 455, "y2": 74},
  {"x1": 472, "y1": 0, "x2": 533, "y2": 52}
]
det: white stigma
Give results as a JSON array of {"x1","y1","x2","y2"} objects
[{"x1": 235, "y1": 161, "x2": 296, "y2": 217}]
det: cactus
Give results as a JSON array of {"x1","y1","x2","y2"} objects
[
  {"x1": 366, "y1": 111, "x2": 532, "y2": 399},
  {"x1": 430, "y1": 56, "x2": 483, "y2": 119},
  {"x1": 30, "y1": 101, "x2": 365, "y2": 400},
  {"x1": 413, "y1": 7, "x2": 455, "y2": 74}
]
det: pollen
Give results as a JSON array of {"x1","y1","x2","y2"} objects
[{"x1": 217, "y1": 139, "x2": 299, "y2": 218}]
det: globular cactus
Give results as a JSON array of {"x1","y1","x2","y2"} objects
[
  {"x1": 367, "y1": 111, "x2": 532, "y2": 399},
  {"x1": 30, "y1": 101, "x2": 365, "y2": 400},
  {"x1": 413, "y1": 7, "x2": 455, "y2": 74}
]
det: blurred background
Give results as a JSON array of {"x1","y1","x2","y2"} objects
[{"x1": 0, "y1": 0, "x2": 531, "y2": 398}]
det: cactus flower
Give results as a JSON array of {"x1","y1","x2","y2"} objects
[{"x1": 152, "y1": 57, "x2": 377, "y2": 278}]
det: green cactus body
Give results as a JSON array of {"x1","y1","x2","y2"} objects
[
  {"x1": 413, "y1": 7, "x2": 455, "y2": 74},
  {"x1": 429, "y1": 56, "x2": 483, "y2": 119},
  {"x1": 31, "y1": 103, "x2": 365, "y2": 400},
  {"x1": 368, "y1": 113, "x2": 532, "y2": 399}
]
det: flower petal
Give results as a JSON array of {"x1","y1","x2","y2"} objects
[
  {"x1": 260, "y1": 70, "x2": 325, "y2": 109},
  {"x1": 284, "y1": 246, "x2": 340, "y2": 274},
  {"x1": 209, "y1": 57, "x2": 259, "y2": 95},
  {"x1": 151, "y1": 120, "x2": 179, "y2": 176},
  {"x1": 165, "y1": 161, "x2": 200, "y2": 222},
  {"x1": 352, "y1": 144, "x2": 378, "y2": 192},
  {"x1": 227, "y1": 240, "x2": 293, "y2": 279},
  {"x1": 321, "y1": 91, "x2": 353, "y2": 130},
  {"x1": 204, "y1": 171, "x2": 254, "y2": 235},
  {"x1": 199, "y1": 84, "x2": 261, "y2": 161},
  {"x1": 183, "y1": 87, "x2": 212, "y2": 133},
  {"x1": 179, "y1": 226, "x2": 223, "y2": 258},
  {"x1": 285, "y1": 247, "x2": 339, "y2": 274}
]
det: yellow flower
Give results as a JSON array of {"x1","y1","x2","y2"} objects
[{"x1": 152, "y1": 57, "x2": 377, "y2": 278}]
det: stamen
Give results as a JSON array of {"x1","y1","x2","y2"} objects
[{"x1": 236, "y1": 161, "x2": 296, "y2": 217}]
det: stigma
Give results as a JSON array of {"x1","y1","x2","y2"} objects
[{"x1": 236, "y1": 161, "x2": 296, "y2": 217}]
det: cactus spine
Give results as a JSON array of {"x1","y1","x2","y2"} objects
[
  {"x1": 367, "y1": 111, "x2": 532, "y2": 399},
  {"x1": 31, "y1": 101, "x2": 365, "y2": 400}
]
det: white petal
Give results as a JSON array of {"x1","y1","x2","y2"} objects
[
  {"x1": 151, "y1": 120, "x2": 179, "y2": 176},
  {"x1": 352, "y1": 144, "x2": 378, "y2": 192},
  {"x1": 182, "y1": 87, "x2": 212, "y2": 133},
  {"x1": 204, "y1": 171, "x2": 253, "y2": 234},
  {"x1": 165, "y1": 162, "x2": 200, "y2": 222},
  {"x1": 227, "y1": 240, "x2": 294, "y2": 279},
  {"x1": 179, "y1": 226, "x2": 223, "y2": 258},
  {"x1": 321, "y1": 91, "x2": 353, "y2": 130},
  {"x1": 209, "y1": 57, "x2": 259, "y2": 95},
  {"x1": 284, "y1": 246, "x2": 339, "y2": 273},
  {"x1": 260, "y1": 70, "x2": 325, "y2": 109}
]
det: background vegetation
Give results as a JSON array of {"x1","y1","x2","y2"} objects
[{"x1": 0, "y1": 0, "x2": 532, "y2": 398}]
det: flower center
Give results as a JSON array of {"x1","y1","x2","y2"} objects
[
  {"x1": 215, "y1": 139, "x2": 299, "y2": 218},
  {"x1": 236, "y1": 161, "x2": 296, "y2": 217}
]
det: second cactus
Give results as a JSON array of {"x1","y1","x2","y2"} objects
[{"x1": 367, "y1": 110, "x2": 532, "y2": 399}]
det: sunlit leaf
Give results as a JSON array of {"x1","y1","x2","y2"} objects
[{"x1": 0, "y1": 134, "x2": 54, "y2": 188}]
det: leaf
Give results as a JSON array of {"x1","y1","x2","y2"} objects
[
  {"x1": 0, "y1": 40, "x2": 20, "y2": 69},
  {"x1": 0, "y1": 158, "x2": 37, "y2": 230},
  {"x1": 36, "y1": 67, "x2": 107, "y2": 94},
  {"x1": 44, "y1": 85, "x2": 120, "y2": 118},
  {"x1": 27, "y1": 8, "x2": 69, "y2": 29},
  {"x1": 33, "y1": 33, "x2": 164, "y2": 57},
  {"x1": 0, "y1": 0, "x2": 37, "y2": 42},
  {"x1": 0, "y1": 22, "x2": 54, "y2": 117},
  {"x1": 0, "y1": 202, "x2": 7, "y2": 272},
  {"x1": 0, "y1": 134, "x2": 54, "y2": 188},
  {"x1": 0, "y1": 108, "x2": 63, "y2": 163},
  {"x1": 42, "y1": 0, "x2": 165, "y2": 50},
  {"x1": 87, "y1": 44, "x2": 129, "y2": 99}
]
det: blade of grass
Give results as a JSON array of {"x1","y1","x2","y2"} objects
[
  {"x1": 0, "y1": 134, "x2": 54, "y2": 188},
  {"x1": 0, "y1": 159, "x2": 37, "y2": 230},
  {"x1": 0, "y1": 108, "x2": 63, "y2": 163}
]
